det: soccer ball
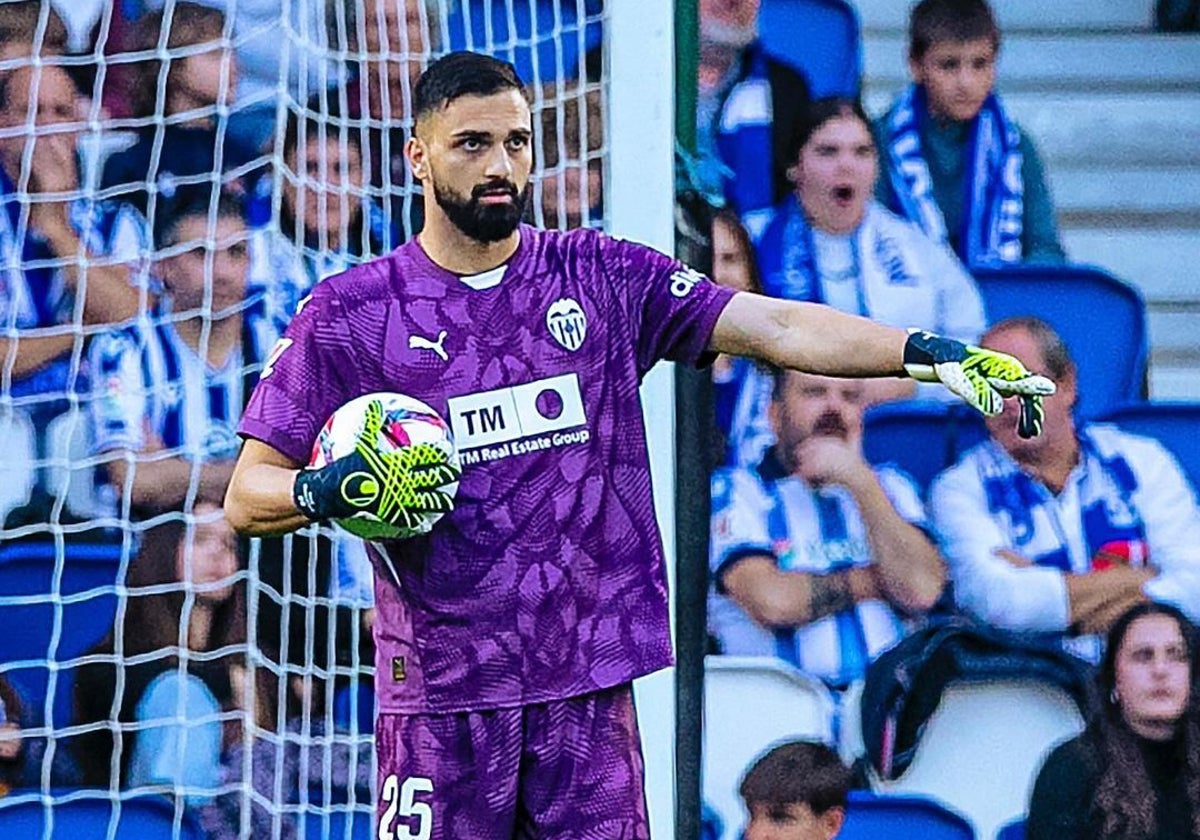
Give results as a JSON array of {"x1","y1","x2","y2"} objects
[{"x1": 308, "y1": 392, "x2": 460, "y2": 541}]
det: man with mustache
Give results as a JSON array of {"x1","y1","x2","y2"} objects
[
  {"x1": 710, "y1": 370, "x2": 946, "y2": 703},
  {"x1": 225, "y1": 52, "x2": 1048, "y2": 840}
]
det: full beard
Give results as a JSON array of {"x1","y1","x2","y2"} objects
[{"x1": 433, "y1": 180, "x2": 529, "y2": 243}]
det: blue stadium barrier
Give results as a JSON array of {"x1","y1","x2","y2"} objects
[
  {"x1": 1099, "y1": 401, "x2": 1200, "y2": 489},
  {"x1": 0, "y1": 791, "x2": 202, "y2": 839},
  {"x1": 0, "y1": 535, "x2": 124, "y2": 729},
  {"x1": 997, "y1": 818, "x2": 1026, "y2": 840},
  {"x1": 973, "y1": 265, "x2": 1148, "y2": 421},
  {"x1": 758, "y1": 0, "x2": 862, "y2": 97},
  {"x1": 444, "y1": 0, "x2": 604, "y2": 85},
  {"x1": 839, "y1": 790, "x2": 975, "y2": 840},
  {"x1": 862, "y1": 400, "x2": 988, "y2": 496},
  {"x1": 303, "y1": 807, "x2": 374, "y2": 840}
]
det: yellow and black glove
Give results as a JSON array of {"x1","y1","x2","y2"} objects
[
  {"x1": 903, "y1": 329, "x2": 1057, "y2": 438},
  {"x1": 293, "y1": 400, "x2": 460, "y2": 528}
]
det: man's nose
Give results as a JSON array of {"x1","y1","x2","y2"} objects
[{"x1": 484, "y1": 145, "x2": 514, "y2": 178}]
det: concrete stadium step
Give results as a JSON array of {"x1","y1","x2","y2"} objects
[
  {"x1": 861, "y1": 90, "x2": 1200, "y2": 169},
  {"x1": 1149, "y1": 365, "x2": 1200, "y2": 400},
  {"x1": 862, "y1": 33, "x2": 1200, "y2": 93},
  {"x1": 853, "y1": 0, "x2": 1154, "y2": 33},
  {"x1": 1050, "y1": 166, "x2": 1200, "y2": 216},
  {"x1": 1063, "y1": 229, "x2": 1200, "y2": 304}
]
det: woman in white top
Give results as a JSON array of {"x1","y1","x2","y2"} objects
[{"x1": 755, "y1": 97, "x2": 987, "y2": 405}]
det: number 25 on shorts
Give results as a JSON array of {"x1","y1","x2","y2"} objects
[{"x1": 379, "y1": 775, "x2": 434, "y2": 840}]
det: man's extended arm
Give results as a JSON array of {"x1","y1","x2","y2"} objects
[{"x1": 224, "y1": 439, "x2": 311, "y2": 535}]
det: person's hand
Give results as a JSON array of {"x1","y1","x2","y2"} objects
[
  {"x1": 0, "y1": 723, "x2": 22, "y2": 761},
  {"x1": 902, "y1": 329, "x2": 1056, "y2": 438},
  {"x1": 292, "y1": 399, "x2": 460, "y2": 530},
  {"x1": 792, "y1": 437, "x2": 871, "y2": 489},
  {"x1": 995, "y1": 548, "x2": 1034, "y2": 568},
  {"x1": 28, "y1": 129, "x2": 79, "y2": 196}
]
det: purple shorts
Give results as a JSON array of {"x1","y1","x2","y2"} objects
[{"x1": 376, "y1": 683, "x2": 650, "y2": 840}]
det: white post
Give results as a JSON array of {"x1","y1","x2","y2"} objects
[{"x1": 607, "y1": 0, "x2": 678, "y2": 838}]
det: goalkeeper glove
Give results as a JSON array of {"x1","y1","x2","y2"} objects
[
  {"x1": 292, "y1": 401, "x2": 460, "y2": 529},
  {"x1": 902, "y1": 329, "x2": 1057, "y2": 438}
]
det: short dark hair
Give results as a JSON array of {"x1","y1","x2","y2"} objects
[
  {"x1": 909, "y1": 0, "x2": 1001, "y2": 61},
  {"x1": 739, "y1": 740, "x2": 852, "y2": 814},
  {"x1": 0, "y1": 1, "x2": 68, "y2": 54},
  {"x1": 784, "y1": 97, "x2": 873, "y2": 167},
  {"x1": 412, "y1": 50, "x2": 525, "y2": 125},
  {"x1": 154, "y1": 187, "x2": 245, "y2": 251}
]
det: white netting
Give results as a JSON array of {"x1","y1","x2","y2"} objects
[{"x1": 0, "y1": 0, "x2": 608, "y2": 836}]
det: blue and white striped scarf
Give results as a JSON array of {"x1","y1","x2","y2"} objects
[{"x1": 884, "y1": 84, "x2": 1024, "y2": 266}]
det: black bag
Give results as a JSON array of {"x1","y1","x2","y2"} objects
[{"x1": 860, "y1": 617, "x2": 1100, "y2": 780}]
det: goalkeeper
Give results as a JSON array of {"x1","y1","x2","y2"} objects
[{"x1": 226, "y1": 51, "x2": 1053, "y2": 840}]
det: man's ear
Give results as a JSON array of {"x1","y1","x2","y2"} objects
[
  {"x1": 820, "y1": 805, "x2": 845, "y2": 839},
  {"x1": 406, "y1": 134, "x2": 428, "y2": 180}
]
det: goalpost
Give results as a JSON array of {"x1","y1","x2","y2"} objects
[{"x1": 0, "y1": 0, "x2": 682, "y2": 837}]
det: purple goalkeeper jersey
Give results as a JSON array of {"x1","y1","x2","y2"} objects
[{"x1": 239, "y1": 225, "x2": 735, "y2": 713}]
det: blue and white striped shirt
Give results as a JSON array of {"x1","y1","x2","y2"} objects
[
  {"x1": 88, "y1": 297, "x2": 278, "y2": 461},
  {"x1": 710, "y1": 455, "x2": 926, "y2": 687}
]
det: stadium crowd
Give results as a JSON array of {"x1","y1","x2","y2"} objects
[{"x1": 0, "y1": 0, "x2": 1196, "y2": 838}]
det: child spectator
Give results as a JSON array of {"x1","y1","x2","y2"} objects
[
  {"x1": 739, "y1": 740, "x2": 853, "y2": 840},
  {"x1": 71, "y1": 503, "x2": 247, "y2": 799},
  {"x1": 875, "y1": 0, "x2": 1065, "y2": 267},
  {"x1": 100, "y1": 2, "x2": 259, "y2": 240},
  {"x1": 88, "y1": 189, "x2": 275, "y2": 518}
]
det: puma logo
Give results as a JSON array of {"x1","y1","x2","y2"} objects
[{"x1": 408, "y1": 330, "x2": 449, "y2": 361}]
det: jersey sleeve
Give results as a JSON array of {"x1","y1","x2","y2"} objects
[
  {"x1": 237, "y1": 282, "x2": 367, "y2": 465},
  {"x1": 89, "y1": 327, "x2": 147, "y2": 454},
  {"x1": 710, "y1": 467, "x2": 774, "y2": 592},
  {"x1": 602, "y1": 237, "x2": 736, "y2": 377}
]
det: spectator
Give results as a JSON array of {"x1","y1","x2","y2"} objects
[
  {"x1": 740, "y1": 740, "x2": 852, "y2": 840},
  {"x1": 140, "y1": 0, "x2": 330, "y2": 154},
  {"x1": 0, "y1": 676, "x2": 39, "y2": 795},
  {"x1": 758, "y1": 98, "x2": 985, "y2": 345},
  {"x1": 0, "y1": 1, "x2": 68, "y2": 62},
  {"x1": 874, "y1": 0, "x2": 1065, "y2": 266},
  {"x1": 1027, "y1": 602, "x2": 1200, "y2": 839},
  {"x1": 759, "y1": 97, "x2": 985, "y2": 401},
  {"x1": 198, "y1": 670, "x2": 373, "y2": 840},
  {"x1": 708, "y1": 208, "x2": 773, "y2": 467},
  {"x1": 930, "y1": 318, "x2": 1200, "y2": 662},
  {"x1": 733, "y1": 97, "x2": 986, "y2": 465},
  {"x1": 71, "y1": 503, "x2": 246, "y2": 798},
  {"x1": 100, "y1": 2, "x2": 259, "y2": 238},
  {"x1": 248, "y1": 110, "x2": 398, "y2": 324},
  {"x1": 536, "y1": 71, "x2": 605, "y2": 230},
  {"x1": 699, "y1": 0, "x2": 812, "y2": 234},
  {"x1": 709, "y1": 369, "x2": 945, "y2": 696},
  {"x1": 339, "y1": 0, "x2": 442, "y2": 238},
  {"x1": 88, "y1": 190, "x2": 276, "y2": 518},
  {"x1": 0, "y1": 60, "x2": 143, "y2": 521},
  {"x1": 0, "y1": 62, "x2": 143, "y2": 382}
]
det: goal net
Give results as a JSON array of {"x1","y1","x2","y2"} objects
[{"x1": 0, "y1": 0, "x2": 678, "y2": 837}]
